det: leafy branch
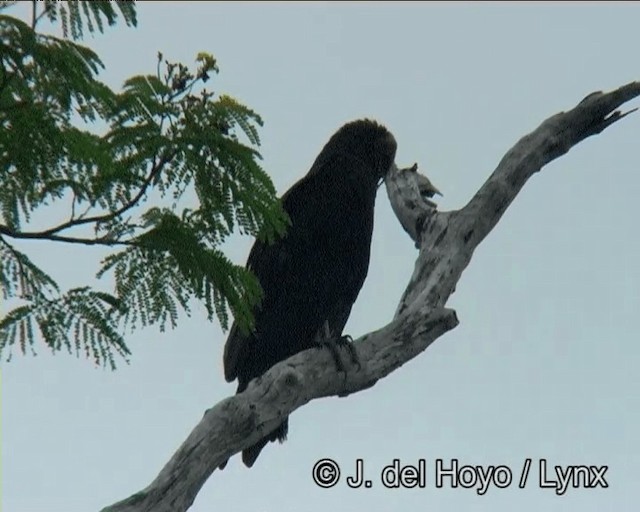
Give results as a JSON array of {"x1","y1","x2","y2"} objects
[
  {"x1": 29, "y1": 0, "x2": 137, "y2": 40},
  {"x1": 0, "y1": 5, "x2": 288, "y2": 367}
]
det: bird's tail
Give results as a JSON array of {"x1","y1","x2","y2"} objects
[
  {"x1": 242, "y1": 417, "x2": 288, "y2": 467},
  {"x1": 218, "y1": 418, "x2": 288, "y2": 470}
]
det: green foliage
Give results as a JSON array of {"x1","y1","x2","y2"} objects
[
  {"x1": 0, "y1": 3, "x2": 288, "y2": 368},
  {"x1": 97, "y1": 208, "x2": 263, "y2": 334},
  {"x1": 0, "y1": 14, "x2": 116, "y2": 229},
  {"x1": 0, "y1": 285, "x2": 130, "y2": 368},
  {"x1": 37, "y1": 0, "x2": 137, "y2": 41}
]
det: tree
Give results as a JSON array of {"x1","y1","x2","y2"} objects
[
  {"x1": 101, "y1": 83, "x2": 640, "y2": 512},
  {"x1": 0, "y1": 1, "x2": 288, "y2": 368}
]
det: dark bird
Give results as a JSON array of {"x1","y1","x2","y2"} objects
[{"x1": 222, "y1": 119, "x2": 397, "y2": 468}]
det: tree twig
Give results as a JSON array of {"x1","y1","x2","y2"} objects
[
  {"x1": 0, "y1": 150, "x2": 177, "y2": 241},
  {"x1": 0, "y1": 227, "x2": 133, "y2": 247}
]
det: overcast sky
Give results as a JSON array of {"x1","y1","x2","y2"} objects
[{"x1": 3, "y1": 2, "x2": 640, "y2": 511}]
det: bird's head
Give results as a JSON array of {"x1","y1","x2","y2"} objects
[{"x1": 315, "y1": 119, "x2": 397, "y2": 184}]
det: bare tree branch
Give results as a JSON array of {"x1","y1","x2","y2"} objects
[
  {"x1": 392, "y1": 82, "x2": 640, "y2": 315},
  {"x1": 102, "y1": 81, "x2": 640, "y2": 512},
  {"x1": 103, "y1": 306, "x2": 457, "y2": 512}
]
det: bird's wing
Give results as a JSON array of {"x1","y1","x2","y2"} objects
[
  {"x1": 222, "y1": 234, "x2": 292, "y2": 382},
  {"x1": 222, "y1": 153, "x2": 372, "y2": 383}
]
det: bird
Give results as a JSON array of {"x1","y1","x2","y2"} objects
[{"x1": 221, "y1": 119, "x2": 398, "y2": 468}]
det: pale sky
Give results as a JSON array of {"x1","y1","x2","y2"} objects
[{"x1": 3, "y1": 3, "x2": 640, "y2": 511}]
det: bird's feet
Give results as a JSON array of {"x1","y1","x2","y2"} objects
[{"x1": 316, "y1": 335, "x2": 361, "y2": 373}]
